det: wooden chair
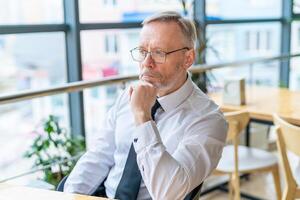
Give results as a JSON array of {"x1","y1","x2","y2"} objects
[
  {"x1": 214, "y1": 111, "x2": 281, "y2": 200},
  {"x1": 273, "y1": 114, "x2": 300, "y2": 200}
]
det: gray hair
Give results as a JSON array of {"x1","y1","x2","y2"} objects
[{"x1": 142, "y1": 11, "x2": 197, "y2": 48}]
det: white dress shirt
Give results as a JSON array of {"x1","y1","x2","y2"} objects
[{"x1": 64, "y1": 76, "x2": 227, "y2": 200}]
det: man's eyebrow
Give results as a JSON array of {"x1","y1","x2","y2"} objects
[{"x1": 138, "y1": 45, "x2": 166, "y2": 51}]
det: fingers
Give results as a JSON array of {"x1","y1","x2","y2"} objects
[
  {"x1": 139, "y1": 80, "x2": 157, "y2": 88},
  {"x1": 129, "y1": 81, "x2": 157, "y2": 102}
]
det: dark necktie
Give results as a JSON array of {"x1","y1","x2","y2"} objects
[{"x1": 115, "y1": 100, "x2": 161, "y2": 200}]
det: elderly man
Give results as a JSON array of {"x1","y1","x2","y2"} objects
[{"x1": 64, "y1": 11, "x2": 227, "y2": 200}]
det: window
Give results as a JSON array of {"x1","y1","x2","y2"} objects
[
  {"x1": 81, "y1": 29, "x2": 142, "y2": 148},
  {"x1": 0, "y1": 0, "x2": 64, "y2": 25},
  {"x1": 105, "y1": 34, "x2": 118, "y2": 54},
  {"x1": 0, "y1": 0, "x2": 295, "y2": 185},
  {"x1": 206, "y1": 23, "x2": 280, "y2": 63},
  {"x1": 206, "y1": 0, "x2": 281, "y2": 20},
  {"x1": 0, "y1": 33, "x2": 67, "y2": 92},
  {"x1": 0, "y1": 39, "x2": 4, "y2": 48},
  {"x1": 297, "y1": 27, "x2": 300, "y2": 46},
  {"x1": 290, "y1": 21, "x2": 300, "y2": 90},
  {"x1": 245, "y1": 31, "x2": 250, "y2": 50},
  {"x1": 205, "y1": 23, "x2": 280, "y2": 90},
  {"x1": 266, "y1": 30, "x2": 271, "y2": 50},
  {"x1": 103, "y1": 0, "x2": 117, "y2": 7},
  {"x1": 245, "y1": 30, "x2": 272, "y2": 52},
  {"x1": 294, "y1": 0, "x2": 300, "y2": 14},
  {"x1": 0, "y1": 33, "x2": 69, "y2": 181},
  {"x1": 81, "y1": 29, "x2": 140, "y2": 80},
  {"x1": 79, "y1": 0, "x2": 192, "y2": 23},
  {"x1": 245, "y1": 31, "x2": 258, "y2": 51}
]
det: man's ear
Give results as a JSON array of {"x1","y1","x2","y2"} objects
[{"x1": 184, "y1": 49, "x2": 195, "y2": 70}]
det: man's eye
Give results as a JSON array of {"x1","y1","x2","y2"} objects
[
  {"x1": 154, "y1": 51, "x2": 164, "y2": 57},
  {"x1": 139, "y1": 49, "x2": 147, "y2": 55}
]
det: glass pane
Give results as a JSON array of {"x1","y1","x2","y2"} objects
[
  {"x1": 290, "y1": 21, "x2": 300, "y2": 90},
  {"x1": 0, "y1": 33, "x2": 69, "y2": 184},
  {"x1": 0, "y1": 33, "x2": 67, "y2": 92},
  {"x1": 79, "y1": 0, "x2": 193, "y2": 23},
  {"x1": 0, "y1": 0, "x2": 64, "y2": 25},
  {"x1": 206, "y1": 0, "x2": 282, "y2": 20},
  {"x1": 81, "y1": 29, "x2": 142, "y2": 148},
  {"x1": 81, "y1": 29, "x2": 141, "y2": 79},
  {"x1": 294, "y1": 0, "x2": 300, "y2": 14},
  {"x1": 205, "y1": 23, "x2": 281, "y2": 90},
  {"x1": 0, "y1": 95, "x2": 69, "y2": 185},
  {"x1": 84, "y1": 84, "x2": 127, "y2": 148}
]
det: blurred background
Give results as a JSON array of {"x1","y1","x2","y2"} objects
[{"x1": 0, "y1": 0, "x2": 300, "y2": 199}]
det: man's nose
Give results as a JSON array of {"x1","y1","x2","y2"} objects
[{"x1": 142, "y1": 52, "x2": 155, "y2": 68}]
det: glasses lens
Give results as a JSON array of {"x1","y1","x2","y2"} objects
[
  {"x1": 131, "y1": 48, "x2": 144, "y2": 62},
  {"x1": 130, "y1": 48, "x2": 166, "y2": 63},
  {"x1": 152, "y1": 50, "x2": 165, "y2": 64}
]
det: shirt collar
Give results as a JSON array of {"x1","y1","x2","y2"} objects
[{"x1": 157, "y1": 74, "x2": 194, "y2": 112}]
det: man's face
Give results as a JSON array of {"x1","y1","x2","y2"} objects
[{"x1": 138, "y1": 21, "x2": 195, "y2": 96}]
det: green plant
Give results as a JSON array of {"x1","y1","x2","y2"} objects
[{"x1": 24, "y1": 115, "x2": 86, "y2": 186}]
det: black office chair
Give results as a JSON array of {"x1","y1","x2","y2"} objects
[
  {"x1": 57, "y1": 176, "x2": 202, "y2": 200},
  {"x1": 184, "y1": 183, "x2": 203, "y2": 200}
]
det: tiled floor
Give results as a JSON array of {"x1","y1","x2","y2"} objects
[{"x1": 199, "y1": 173, "x2": 278, "y2": 200}]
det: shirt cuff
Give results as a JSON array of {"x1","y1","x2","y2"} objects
[{"x1": 132, "y1": 120, "x2": 162, "y2": 153}]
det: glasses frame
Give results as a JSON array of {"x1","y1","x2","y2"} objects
[{"x1": 130, "y1": 47, "x2": 190, "y2": 64}]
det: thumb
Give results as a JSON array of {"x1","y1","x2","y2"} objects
[{"x1": 129, "y1": 86, "x2": 133, "y2": 100}]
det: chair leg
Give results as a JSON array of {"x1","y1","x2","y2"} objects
[
  {"x1": 282, "y1": 188, "x2": 295, "y2": 200},
  {"x1": 228, "y1": 174, "x2": 234, "y2": 200},
  {"x1": 233, "y1": 175, "x2": 241, "y2": 200},
  {"x1": 271, "y1": 165, "x2": 282, "y2": 200},
  {"x1": 230, "y1": 173, "x2": 240, "y2": 200}
]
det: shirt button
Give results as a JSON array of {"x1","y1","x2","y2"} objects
[{"x1": 134, "y1": 138, "x2": 138, "y2": 143}]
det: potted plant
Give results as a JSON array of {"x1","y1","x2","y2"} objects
[{"x1": 24, "y1": 115, "x2": 86, "y2": 187}]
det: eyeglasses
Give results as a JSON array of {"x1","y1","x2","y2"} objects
[{"x1": 130, "y1": 47, "x2": 190, "y2": 64}]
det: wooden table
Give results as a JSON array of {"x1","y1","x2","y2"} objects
[
  {"x1": 0, "y1": 184, "x2": 109, "y2": 200},
  {"x1": 209, "y1": 86, "x2": 300, "y2": 126}
]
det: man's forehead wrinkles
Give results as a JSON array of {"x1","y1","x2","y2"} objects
[
  {"x1": 139, "y1": 38, "x2": 178, "y2": 50},
  {"x1": 139, "y1": 40, "x2": 169, "y2": 50}
]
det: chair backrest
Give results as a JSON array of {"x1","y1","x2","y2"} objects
[
  {"x1": 224, "y1": 111, "x2": 250, "y2": 144},
  {"x1": 273, "y1": 114, "x2": 300, "y2": 156},
  {"x1": 223, "y1": 111, "x2": 250, "y2": 181},
  {"x1": 273, "y1": 114, "x2": 300, "y2": 198}
]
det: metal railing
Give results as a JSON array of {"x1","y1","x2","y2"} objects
[
  {"x1": 1, "y1": 53, "x2": 299, "y2": 105},
  {"x1": 0, "y1": 53, "x2": 300, "y2": 183},
  {"x1": 0, "y1": 154, "x2": 83, "y2": 183}
]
